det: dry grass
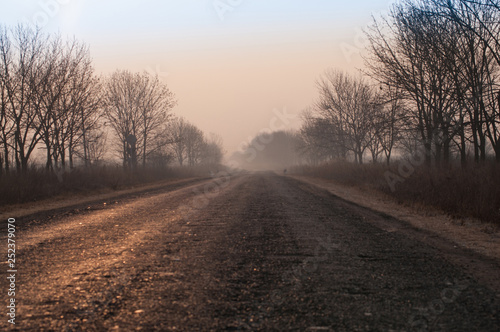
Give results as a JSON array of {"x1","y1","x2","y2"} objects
[
  {"x1": 292, "y1": 161, "x2": 500, "y2": 224},
  {"x1": 0, "y1": 165, "x2": 213, "y2": 206}
]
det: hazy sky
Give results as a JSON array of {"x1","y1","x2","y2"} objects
[{"x1": 1, "y1": 0, "x2": 394, "y2": 154}]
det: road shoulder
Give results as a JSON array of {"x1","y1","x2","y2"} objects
[{"x1": 290, "y1": 174, "x2": 500, "y2": 262}]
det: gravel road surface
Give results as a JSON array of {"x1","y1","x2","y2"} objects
[{"x1": 1, "y1": 172, "x2": 499, "y2": 331}]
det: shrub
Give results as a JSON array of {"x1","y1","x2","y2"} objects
[{"x1": 0, "y1": 164, "x2": 212, "y2": 206}]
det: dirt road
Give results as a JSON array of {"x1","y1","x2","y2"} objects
[{"x1": 1, "y1": 172, "x2": 499, "y2": 331}]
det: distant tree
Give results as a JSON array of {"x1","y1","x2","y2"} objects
[
  {"x1": 103, "y1": 70, "x2": 140, "y2": 168},
  {"x1": 313, "y1": 70, "x2": 379, "y2": 164},
  {"x1": 297, "y1": 111, "x2": 341, "y2": 163},
  {"x1": 138, "y1": 74, "x2": 176, "y2": 167},
  {"x1": 166, "y1": 118, "x2": 223, "y2": 167},
  {"x1": 103, "y1": 70, "x2": 175, "y2": 169},
  {"x1": 184, "y1": 123, "x2": 204, "y2": 167},
  {"x1": 168, "y1": 117, "x2": 188, "y2": 166},
  {"x1": 202, "y1": 133, "x2": 225, "y2": 165},
  {"x1": 77, "y1": 127, "x2": 107, "y2": 166},
  {"x1": 231, "y1": 131, "x2": 302, "y2": 170}
]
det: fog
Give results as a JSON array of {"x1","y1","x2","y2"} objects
[
  {"x1": 229, "y1": 131, "x2": 303, "y2": 171},
  {"x1": 0, "y1": 0, "x2": 393, "y2": 158}
]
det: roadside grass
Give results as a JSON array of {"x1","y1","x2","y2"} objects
[
  {"x1": 292, "y1": 161, "x2": 500, "y2": 224},
  {"x1": 0, "y1": 164, "x2": 216, "y2": 206}
]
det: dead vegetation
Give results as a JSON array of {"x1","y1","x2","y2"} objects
[{"x1": 0, "y1": 165, "x2": 213, "y2": 206}]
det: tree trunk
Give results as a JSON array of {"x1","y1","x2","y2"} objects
[
  {"x1": 3, "y1": 143, "x2": 9, "y2": 174},
  {"x1": 143, "y1": 134, "x2": 147, "y2": 168},
  {"x1": 21, "y1": 157, "x2": 28, "y2": 174},
  {"x1": 424, "y1": 142, "x2": 432, "y2": 166},
  {"x1": 460, "y1": 127, "x2": 467, "y2": 167},
  {"x1": 60, "y1": 144, "x2": 66, "y2": 170},
  {"x1": 45, "y1": 143, "x2": 52, "y2": 170},
  {"x1": 480, "y1": 133, "x2": 486, "y2": 162},
  {"x1": 69, "y1": 146, "x2": 74, "y2": 168},
  {"x1": 14, "y1": 133, "x2": 21, "y2": 172},
  {"x1": 68, "y1": 135, "x2": 74, "y2": 169}
]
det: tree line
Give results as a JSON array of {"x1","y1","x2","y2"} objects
[
  {"x1": 298, "y1": 0, "x2": 500, "y2": 165},
  {"x1": 0, "y1": 24, "x2": 223, "y2": 174}
]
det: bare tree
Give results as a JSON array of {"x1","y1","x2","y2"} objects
[
  {"x1": 167, "y1": 117, "x2": 188, "y2": 166},
  {"x1": 377, "y1": 85, "x2": 406, "y2": 164},
  {"x1": 184, "y1": 123, "x2": 204, "y2": 167},
  {"x1": 36, "y1": 36, "x2": 85, "y2": 171},
  {"x1": 0, "y1": 24, "x2": 100, "y2": 173},
  {"x1": 104, "y1": 70, "x2": 143, "y2": 169},
  {"x1": 425, "y1": 0, "x2": 499, "y2": 163},
  {"x1": 0, "y1": 25, "x2": 48, "y2": 172},
  {"x1": 448, "y1": 0, "x2": 500, "y2": 162},
  {"x1": 155, "y1": 118, "x2": 219, "y2": 167},
  {"x1": 365, "y1": 1, "x2": 463, "y2": 165},
  {"x1": 0, "y1": 27, "x2": 14, "y2": 173},
  {"x1": 201, "y1": 133, "x2": 225, "y2": 166},
  {"x1": 297, "y1": 110, "x2": 343, "y2": 163},
  {"x1": 138, "y1": 74, "x2": 176, "y2": 167},
  {"x1": 83, "y1": 127, "x2": 107, "y2": 166},
  {"x1": 366, "y1": 96, "x2": 385, "y2": 163},
  {"x1": 314, "y1": 70, "x2": 379, "y2": 164},
  {"x1": 103, "y1": 70, "x2": 175, "y2": 169},
  {"x1": 60, "y1": 42, "x2": 101, "y2": 169},
  {"x1": 365, "y1": 0, "x2": 500, "y2": 164}
]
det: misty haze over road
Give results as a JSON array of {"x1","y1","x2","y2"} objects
[{"x1": 2, "y1": 173, "x2": 499, "y2": 331}]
